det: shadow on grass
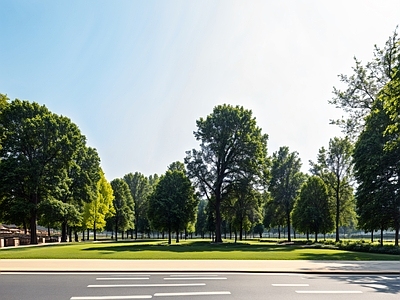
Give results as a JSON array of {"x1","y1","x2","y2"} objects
[{"x1": 83, "y1": 240, "x2": 299, "y2": 253}]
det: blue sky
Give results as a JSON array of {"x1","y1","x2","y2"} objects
[{"x1": 1, "y1": 0, "x2": 399, "y2": 180}]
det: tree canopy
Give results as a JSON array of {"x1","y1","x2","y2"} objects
[
  {"x1": 185, "y1": 104, "x2": 269, "y2": 243},
  {"x1": 148, "y1": 169, "x2": 198, "y2": 244},
  {"x1": 268, "y1": 146, "x2": 305, "y2": 242},
  {"x1": 0, "y1": 99, "x2": 86, "y2": 243},
  {"x1": 292, "y1": 176, "x2": 334, "y2": 242}
]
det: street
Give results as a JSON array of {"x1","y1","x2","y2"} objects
[{"x1": 0, "y1": 272, "x2": 399, "y2": 300}]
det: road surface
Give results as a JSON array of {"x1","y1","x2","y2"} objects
[{"x1": 1, "y1": 272, "x2": 399, "y2": 300}]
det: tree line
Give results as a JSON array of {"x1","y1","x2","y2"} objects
[{"x1": 1, "y1": 26, "x2": 399, "y2": 246}]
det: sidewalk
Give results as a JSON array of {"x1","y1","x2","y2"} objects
[{"x1": 1, "y1": 259, "x2": 399, "y2": 274}]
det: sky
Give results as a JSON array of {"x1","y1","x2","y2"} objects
[{"x1": 1, "y1": 0, "x2": 399, "y2": 180}]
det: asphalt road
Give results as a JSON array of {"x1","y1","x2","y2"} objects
[{"x1": 1, "y1": 272, "x2": 399, "y2": 300}]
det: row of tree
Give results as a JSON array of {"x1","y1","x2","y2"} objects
[
  {"x1": 1, "y1": 27, "x2": 399, "y2": 247},
  {"x1": 0, "y1": 98, "x2": 198, "y2": 244}
]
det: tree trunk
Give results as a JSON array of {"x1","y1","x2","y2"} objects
[
  {"x1": 176, "y1": 229, "x2": 179, "y2": 243},
  {"x1": 306, "y1": 230, "x2": 309, "y2": 241},
  {"x1": 287, "y1": 211, "x2": 291, "y2": 242},
  {"x1": 61, "y1": 221, "x2": 68, "y2": 242},
  {"x1": 115, "y1": 217, "x2": 119, "y2": 242},
  {"x1": 47, "y1": 224, "x2": 51, "y2": 237},
  {"x1": 278, "y1": 225, "x2": 281, "y2": 239},
  {"x1": 68, "y1": 227, "x2": 72, "y2": 242},
  {"x1": 239, "y1": 220, "x2": 243, "y2": 241},
  {"x1": 168, "y1": 228, "x2": 172, "y2": 245},
  {"x1": 315, "y1": 231, "x2": 318, "y2": 243},
  {"x1": 335, "y1": 179, "x2": 340, "y2": 242},
  {"x1": 82, "y1": 231, "x2": 85, "y2": 241},
  {"x1": 215, "y1": 198, "x2": 222, "y2": 243},
  {"x1": 395, "y1": 226, "x2": 399, "y2": 247},
  {"x1": 29, "y1": 207, "x2": 38, "y2": 244},
  {"x1": 380, "y1": 227, "x2": 383, "y2": 246},
  {"x1": 87, "y1": 228, "x2": 90, "y2": 241},
  {"x1": 370, "y1": 231, "x2": 373, "y2": 243},
  {"x1": 94, "y1": 220, "x2": 97, "y2": 241},
  {"x1": 74, "y1": 230, "x2": 79, "y2": 242}
]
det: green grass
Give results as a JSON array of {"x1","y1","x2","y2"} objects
[{"x1": 1, "y1": 239, "x2": 399, "y2": 260}]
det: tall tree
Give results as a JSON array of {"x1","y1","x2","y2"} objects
[
  {"x1": 292, "y1": 176, "x2": 334, "y2": 242},
  {"x1": 354, "y1": 83, "x2": 400, "y2": 246},
  {"x1": 123, "y1": 172, "x2": 151, "y2": 239},
  {"x1": 0, "y1": 100, "x2": 84, "y2": 244},
  {"x1": 109, "y1": 178, "x2": 134, "y2": 241},
  {"x1": 59, "y1": 146, "x2": 101, "y2": 242},
  {"x1": 310, "y1": 137, "x2": 354, "y2": 242},
  {"x1": 148, "y1": 169, "x2": 198, "y2": 244},
  {"x1": 83, "y1": 170, "x2": 115, "y2": 241},
  {"x1": 329, "y1": 27, "x2": 399, "y2": 139},
  {"x1": 268, "y1": 146, "x2": 305, "y2": 242},
  {"x1": 185, "y1": 104, "x2": 269, "y2": 243}
]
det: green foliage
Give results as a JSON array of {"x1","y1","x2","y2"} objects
[
  {"x1": 123, "y1": 172, "x2": 152, "y2": 239},
  {"x1": 292, "y1": 176, "x2": 334, "y2": 241},
  {"x1": 310, "y1": 137, "x2": 355, "y2": 242},
  {"x1": 195, "y1": 199, "x2": 207, "y2": 238},
  {"x1": 185, "y1": 104, "x2": 269, "y2": 243},
  {"x1": 268, "y1": 146, "x2": 305, "y2": 242},
  {"x1": 323, "y1": 240, "x2": 400, "y2": 256},
  {"x1": 83, "y1": 170, "x2": 115, "y2": 238},
  {"x1": 0, "y1": 99, "x2": 85, "y2": 243},
  {"x1": 329, "y1": 27, "x2": 400, "y2": 139},
  {"x1": 353, "y1": 88, "x2": 400, "y2": 246},
  {"x1": 222, "y1": 177, "x2": 264, "y2": 241},
  {"x1": 148, "y1": 169, "x2": 198, "y2": 244},
  {"x1": 108, "y1": 178, "x2": 134, "y2": 241}
]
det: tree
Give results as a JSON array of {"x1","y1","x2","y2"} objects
[
  {"x1": 268, "y1": 146, "x2": 305, "y2": 242},
  {"x1": 123, "y1": 172, "x2": 151, "y2": 239},
  {"x1": 83, "y1": 170, "x2": 115, "y2": 241},
  {"x1": 292, "y1": 176, "x2": 334, "y2": 242},
  {"x1": 222, "y1": 177, "x2": 264, "y2": 241},
  {"x1": 0, "y1": 100, "x2": 84, "y2": 244},
  {"x1": 168, "y1": 161, "x2": 186, "y2": 173},
  {"x1": 59, "y1": 146, "x2": 101, "y2": 242},
  {"x1": 310, "y1": 137, "x2": 354, "y2": 242},
  {"x1": 354, "y1": 89, "x2": 400, "y2": 246},
  {"x1": 0, "y1": 93, "x2": 9, "y2": 108},
  {"x1": 329, "y1": 27, "x2": 399, "y2": 139},
  {"x1": 185, "y1": 104, "x2": 269, "y2": 243},
  {"x1": 109, "y1": 178, "x2": 134, "y2": 241},
  {"x1": 148, "y1": 169, "x2": 198, "y2": 244}
]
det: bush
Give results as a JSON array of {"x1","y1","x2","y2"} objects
[{"x1": 322, "y1": 240, "x2": 400, "y2": 255}]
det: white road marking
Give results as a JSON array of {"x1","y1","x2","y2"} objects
[
  {"x1": 70, "y1": 296, "x2": 152, "y2": 300},
  {"x1": 88, "y1": 283, "x2": 206, "y2": 288},
  {"x1": 154, "y1": 291, "x2": 231, "y2": 297},
  {"x1": 296, "y1": 291, "x2": 363, "y2": 294},
  {"x1": 164, "y1": 277, "x2": 227, "y2": 280},
  {"x1": 272, "y1": 284, "x2": 309, "y2": 287},
  {"x1": 1, "y1": 272, "x2": 148, "y2": 275},
  {"x1": 168, "y1": 274, "x2": 219, "y2": 277},
  {"x1": 96, "y1": 277, "x2": 150, "y2": 281}
]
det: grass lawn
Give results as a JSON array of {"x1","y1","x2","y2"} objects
[{"x1": 0, "y1": 239, "x2": 399, "y2": 260}]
